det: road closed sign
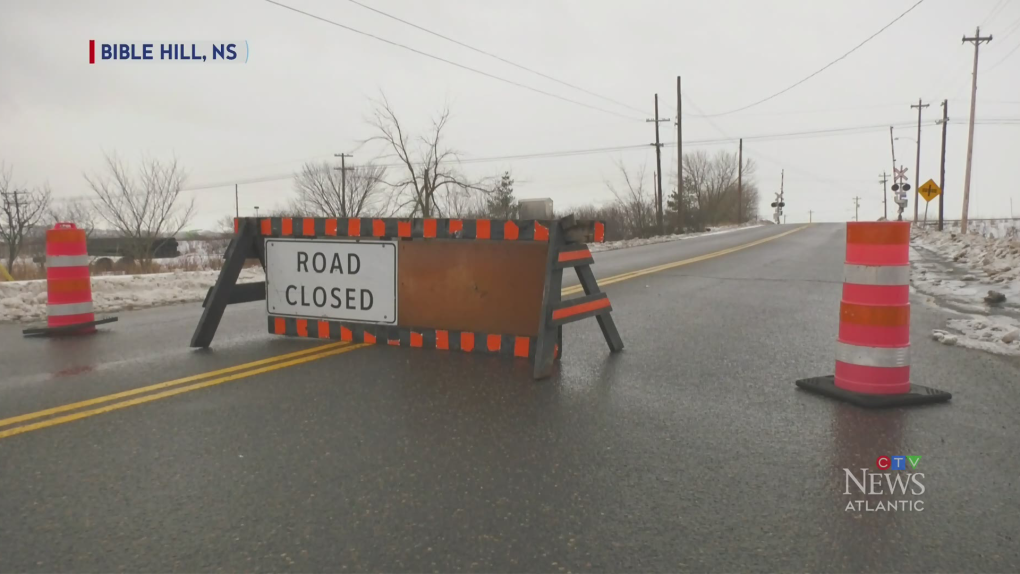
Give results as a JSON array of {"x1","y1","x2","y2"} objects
[{"x1": 265, "y1": 239, "x2": 397, "y2": 324}]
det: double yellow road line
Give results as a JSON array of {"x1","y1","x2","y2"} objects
[
  {"x1": 0, "y1": 341, "x2": 366, "y2": 440},
  {"x1": 561, "y1": 224, "x2": 807, "y2": 296},
  {"x1": 1, "y1": 224, "x2": 809, "y2": 441}
]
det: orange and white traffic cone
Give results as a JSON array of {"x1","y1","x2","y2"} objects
[
  {"x1": 22, "y1": 223, "x2": 117, "y2": 337},
  {"x1": 796, "y1": 222, "x2": 951, "y2": 407}
]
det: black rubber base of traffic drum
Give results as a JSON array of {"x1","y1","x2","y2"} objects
[
  {"x1": 22, "y1": 316, "x2": 119, "y2": 338},
  {"x1": 795, "y1": 375, "x2": 952, "y2": 408}
]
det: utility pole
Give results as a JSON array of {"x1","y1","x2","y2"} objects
[
  {"x1": 889, "y1": 126, "x2": 897, "y2": 183},
  {"x1": 853, "y1": 196, "x2": 861, "y2": 222},
  {"x1": 938, "y1": 100, "x2": 949, "y2": 231},
  {"x1": 235, "y1": 184, "x2": 239, "y2": 219},
  {"x1": 879, "y1": 172, "x2": 890, "y2": 220},
  {"x1": 334, "y1": 152, "x2": 355, "y2": 217},
  {"x1": 647, "y1": 94, "x2": 670, "y2": 234},
  {"x1": 809, "y1": 210, "x2": 812, "y2": 223},
  {"x1": 254, "y1": 206, "x2": 259, "y2": 218},
  {"x1": 910, "y1": 99, "x2": 929, "y2": 221},
  {"x1": 676, "y1": 76, "x2": 683, "y2": 233},
  {"x1": 737, "y1": 138, "x2": 743, "y2": 224},
  {"x1": 961, "y1": 27, "x2": 992, "y2": 234}
]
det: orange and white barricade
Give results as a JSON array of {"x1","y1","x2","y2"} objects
[
  {"x1": 22, "y1": 223, "x2": 117, "y2": 337},
  {"x1": 796, "y1": 222, "x2": 951, "y2": 407}
]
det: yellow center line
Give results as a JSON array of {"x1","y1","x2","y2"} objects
[
  {"x1": 0, "y1": 224, "x2": 810, "y2": 440},
  {"x1": 0, "y1": 340, "x2": 352, "y2": 429},
  {"x1": 0, "y1": 343, "x2": 367, "y2": 440},
  {"x1": 561, "y1": 224, "x2": 810, "y2": 296}
]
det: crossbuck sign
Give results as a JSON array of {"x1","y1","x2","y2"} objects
[{"x1": 894, "y1": 166, "x2": 909, "y2": 184}]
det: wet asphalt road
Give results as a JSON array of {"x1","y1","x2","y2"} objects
[{"x1": 1, "y1": 223, "x2": 1019, "y2": 573}]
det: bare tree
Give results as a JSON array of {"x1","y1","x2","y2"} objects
[
  {"x1": 293, "y1": 161, "x2": 387, "y2": 218},
  {"x1": 50, "y1": 199, "x2": 97, "y2": 238},
  {"x1": 572, "y1": 201, "x2": 628, "y2": 241},
  {"x1": 445, "y1": 187, "x2": 488, "y2": 218},
  {"x1": 366, "y1": 93, "x2": 487, "y2": 217},
  {"x1": 84, "y1": 153, "x2": 195, "y2": 265},
  {"x1": 267, "y1": 199, "x2": 310, "y2": 218},
  {"x1": 0, "y1": 164, "x2": 52, "y2": 268},
  {"x1": 671, "y1": 150, "x2": 759, "y2": 229},
  {"x1": 605, "y1": 160, "x2": 655, "y2": 238},
  {"x1": 214, "y1": 214, "x2": 237, "y2": 237}
]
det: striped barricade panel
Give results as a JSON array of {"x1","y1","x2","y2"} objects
[
  {"x1": 268, "y1": 316, "x2": 544, "y2": 359},
  {"x1": 554, "y1": 245, "x2": 594, "y2": 269},
  {"x1": 195, "y1": 217, "x2": 609, "y2": 375},
  {"x1": 548, "y1": 293, "x2": 612, "y2": 327},
  {"x1": 244, "y1": 217, "x2": 574, "y2": 243}
]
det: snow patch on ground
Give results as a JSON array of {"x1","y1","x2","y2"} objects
[
  {"x1": 0, "y1": 223, "x2": 762, "y2": 322},
  {"x1": 589, "y1": 223, "x2": 765, "y2": 253},
  {"x1": 932, "y1": 316, "x2": 1020, "y2": 356},
  {"x1": 921, "y1": 218, "x2": 1020, "y2": 240},
  {"x1": 0, "y1": 267, "x2": 265, "y2": 323},
  {"x1": 911, "y1": 227, "x2": 1020, "y2": 308},
  {"x1": 911, "y1": 225, "x2": 1020, "y2": 356}
]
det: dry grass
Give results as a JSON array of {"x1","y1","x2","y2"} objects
[
  {"x1": 9, "y1": 260, "x2": 47, "y2": 281},
  {"x1": 3, "y1": 255, "x2": 260, "y2": 282}
]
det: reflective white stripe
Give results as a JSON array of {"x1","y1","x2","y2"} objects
[
  {"x1": 843, "y1": 264, "x2": 909, "y2": 286},
  {"x1": 835, "y1": 341, "x2": 910, "y2": 368},
  {"x1": 47, "y1": 302, "x2": 94, "y2": 317},
  {"x1": 46, "y1": 255, "x2": 91, "y2": 268}
]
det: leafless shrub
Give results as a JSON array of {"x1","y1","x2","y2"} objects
[
  {"x1": 84, "y1": 153, "x2": 195, "y2": 265},
  {"x1": 365, "y1": 93, "x2": 489, "y2": 217},
  {"x1": 293, "y1": 161, "x2": 388, "y2": 218},
  {"x1": 0, "y1": 164, "x2": 51, "y2": 269}
]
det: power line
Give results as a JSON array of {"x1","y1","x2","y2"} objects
[
  {"x1": 344, "y1": 0, "x2": 648, "y2": 117},
  {"x1": 178, "y1": 143, "x2": 652, "y2": 192},
  {"x1": 185, "y1": 119, "x2": 1020, "y2": 189},
  {"x1": 986, "y1": 36, "x2": 1020, "y2": 71},
  {"x1": 51, "y1": 117, "x2": 1020, "y2": 203},
  {"x1": 692, "y1": 0, "x2": 928, "y2": 117},
  {"x1": 685, "y1": 102, "x2": 908, "y2": 118},
  {"x1": 994, "y1": 13, "x2": 1020, "y2": 43},
  {"x1": 261, "y1": 0, "x2": 644, "y2": 121},
  {"x1": 981, "y1": 0, "x2": 1010, "y2": 27}
]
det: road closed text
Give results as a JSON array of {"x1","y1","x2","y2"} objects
[
  {"x1": 286, "y1": 251, "x2": 373, "y2": 311},
  {"x1": 266, "y1": 240, "x2": 397, "y2": 324}
]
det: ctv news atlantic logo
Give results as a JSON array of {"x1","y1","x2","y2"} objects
[
  {"x1": 843, "y1": 455, "x2": 925, "y2": 512},
  {"x1": 88, "y1": 41, "x2": 249, "y2": 64}
]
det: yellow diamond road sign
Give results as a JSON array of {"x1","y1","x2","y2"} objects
[{"x1": 918, "y1": 179, "x2": 941, "y2": 202}]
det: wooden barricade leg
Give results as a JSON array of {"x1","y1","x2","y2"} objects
[
  {"x1": 574, "y1": 264, "x2": 624, "y2": 352},
  {"x1": 190, "y1": 218, "x2": 260, "y2": 348},
  {"x1": 533, "y1": 219, "x2": 625, "y2": 379},
  {"x1": 533, "y1": 223, "x2": 565, "y2": 379}
]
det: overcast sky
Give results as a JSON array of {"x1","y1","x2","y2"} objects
[{"x1": 2, "y1": 0, "x2": 1018, "y2": 230}]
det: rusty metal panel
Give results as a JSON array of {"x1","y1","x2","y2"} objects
[{"x1": 397, "y1": 240, "x2": 548, "y2": 336}]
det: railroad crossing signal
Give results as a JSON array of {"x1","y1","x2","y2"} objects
[
  {"x1": 891, "y1": 165, "x2": 911, "y2": 193},
  {"x1": 918, "y1": 179, "x2": 941, "y2": 203},
  {"x1": 893, "y1": 165, "x2": 909, "y2": 183}
]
